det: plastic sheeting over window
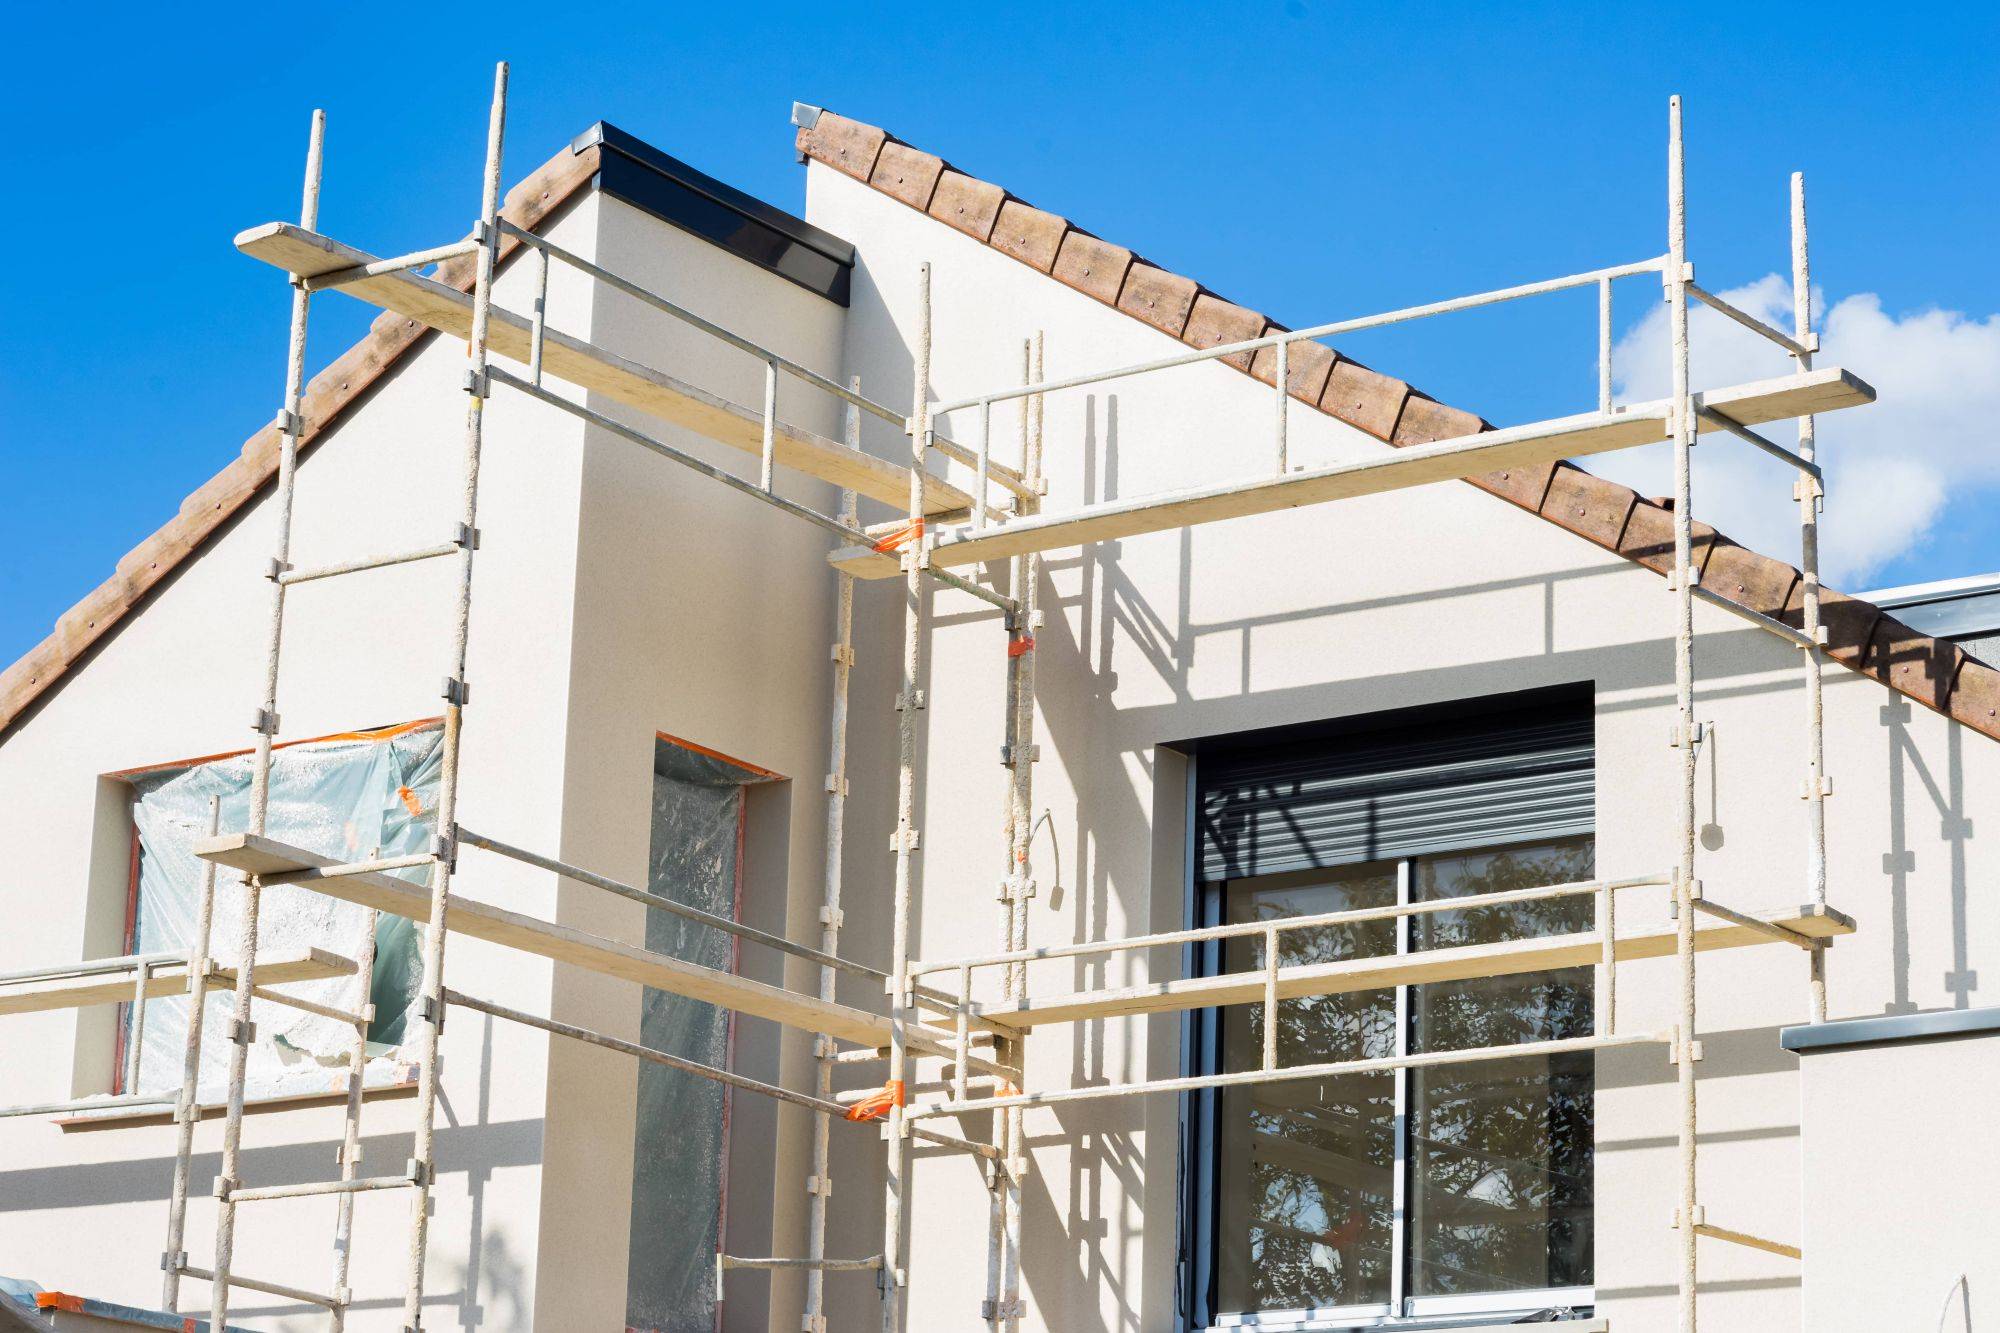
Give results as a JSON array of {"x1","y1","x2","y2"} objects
[
  {"x1": 626, "y1": 739, "x2": 771, "y2": 1333},
  {"x1": 121, "y1": 723, "x2": 441, "y2": 1101}
]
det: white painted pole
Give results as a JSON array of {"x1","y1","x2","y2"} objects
[
  {"x1": 804, "y1": 386, "x2": 861, "y2": 1333},
  {"x1": 402, "y1": 61, "x2": 508, "y2": 1330},
  {"x1": 880, "y1": 262, "x2": 933, "y2": 1333},
  {"x1": 328, "y1": 907, "x2": 380, "y2": 1329},
  {"x1": 161, "y1": 797, "x2": 222, "y2": 1311},
  {"x1": 995, "y1": 328, "x2": 1045, "y2": 1333},
  {"x1": 1792, "y1": 171, "x2": 1830, "y2": 1024},
  {"x1": 1273, "y1": 337, "x2": 1290, "y2": 473},
  {"x1": 1667, "y1": 94, "x2": 1701, "y2": 1333},
  {"x1": 1598, "y1": 277, "x2": 1614, "y2": 412},
  {"x1": 211, "y1": 106, "x2": 325, "y2": 1331}
]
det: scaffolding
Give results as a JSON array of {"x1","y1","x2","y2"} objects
[{"x1": 4, "y1": 63, "x2": 1875, "y2": 1332}]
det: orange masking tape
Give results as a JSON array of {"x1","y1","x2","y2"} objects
[
  {"x1": 843, "y1": 1079, "x2": 907, "y2": 1122},
  {"x1": 871, "y1": 520, "x2": 925, "y2": 554},
  {"x1": 1006, "y1": 636, "x2": 1036, "y2": 658}
]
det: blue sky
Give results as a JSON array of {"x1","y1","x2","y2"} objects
[{"x1": 4, "y1": 2, "x2": 1996, "y2": 667}]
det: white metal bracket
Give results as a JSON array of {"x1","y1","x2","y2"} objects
[
  {"x1": 818, "y1": 906, "x2": 845, "y2": 929},
  {"x1": 1799, "y1": 774, "x2": 1834, "y2": 799},
  {"x1": 889, "y1": 828, "x2": 921, "y2": 853},
  {"x1": 824, "y1": 774, "x2": 850, "y2": 796},
  {"x1": 830, "y1": 643, "x2": 856, "y2": 667},
  {"x1": 896, "y1": 689, "x2": 927, "y2": 712}
]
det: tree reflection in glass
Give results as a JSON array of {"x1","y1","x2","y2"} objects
[
  {"x1": 1217, "y1": 861, "x2": 1398, "y2": 1314},
  {"x1": 1408, "y1": 837, "x2": 1595, "y2": 1298}
]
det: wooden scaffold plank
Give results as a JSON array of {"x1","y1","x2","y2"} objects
[
  {"x1": 0, "y1": 950, "x2": 355, "y2": 1017},
  {"x1": 974, "y1": 904, "x2": 1855, "y2": 1031},
  {"x1": 831, "y1": 367, "x2": 1874, "y2": 578},
  {"x1": 234, "y1": 223, "x2": 973, "y2": 517},
  {"x1": 194, "y1": 833, "x2": 904, "y2": 1049}
]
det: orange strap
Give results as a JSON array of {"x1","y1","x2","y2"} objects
[
  {"x1": 397, "y1": 785, "x2": 423, "y2": 817},
  {"x1": 844, "y1": 1080, "x2": 906, "y2": 1122},
  {"x1": 1007, "y1": 636, "x2": 1036, "y2": 658},
  {"x1": 872, "y1": 519, "x2": 925, "y2": 554}
]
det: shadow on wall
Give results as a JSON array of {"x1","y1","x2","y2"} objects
[
  {"x1": 1881, "y1": 695, "x2": 1977, "y2": 1016},
  {"x1": 975, "y1": 383, "x2": 1991, "y2": 1323}
]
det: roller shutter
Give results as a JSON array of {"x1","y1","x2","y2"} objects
[{"x1": 1196, "y1": 702, "x2": 1593, "y2": 882}]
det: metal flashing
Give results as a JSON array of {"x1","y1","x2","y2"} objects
[
  {"x1": 1780, "y1": 1005, "x2": 2000, "y2": 1053},
  {"x1": 572, "y1": 121, "x2": 853, "y2": 304}
]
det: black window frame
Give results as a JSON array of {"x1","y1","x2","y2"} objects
[{"x1": 1177, "y1": 686, "x2": 1597, "y2": 1331}]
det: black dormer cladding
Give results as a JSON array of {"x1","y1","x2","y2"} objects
[{"x1": 1196, "y1": 699, "x2": 1594, "y2": 882}]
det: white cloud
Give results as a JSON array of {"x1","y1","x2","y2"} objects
[{"x1": 1587, "y1": 274, "x2": 2000, "y2": 587}]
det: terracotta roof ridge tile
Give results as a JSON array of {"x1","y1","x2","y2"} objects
[{"x1": 796, "y1": 107, "x2": 2000, "y2": 743}]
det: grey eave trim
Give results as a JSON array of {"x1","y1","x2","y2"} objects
[
  {"x1": 1860, "y1": 571, "x2": 2000, "y2": 640},
  {"x1": 572, "y1": 122, "x2": 855, "y2": 305},
  {"x1": 1780, "y1": 1005, "x2": 2000, "y2": 1054}
]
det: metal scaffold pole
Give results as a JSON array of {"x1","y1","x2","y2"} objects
[
  {"x1": 1792, "y1": 171, "x2": 1832, "y2": 1024},
  {"x1": 329, "y1": 907, "x2": 381, "y2": 1329},
  {"x1": 400, "y1": 60, "x2": 510, "y2": 1331},
  {"x1": 802, "y1": 384, "x2": 862, "y2": 1333},
  {"x1": 1666, "y1": 94, "x2": 1701, "y2": 1333},
  {"x1": 993, "y1": 331, "x2": 1044, "y2": 1333},
  {"x1": 209, "y1": 106, "x2": 326, "y2": 1331},
  {"x1": 161, "y1": 797, "x2": 221, "y2": 1311},
  {"x1": 880, "y1": 262, "x2": 934, "y2": 1333}
]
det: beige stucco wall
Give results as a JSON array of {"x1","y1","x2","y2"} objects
[
  {"x1": 530, "y1": 192, "x2": 851, "y2": 1332},
  {"x1": 0, "y1": 195, "x2": 606, "y2": 1327},
  {"x1": 1796, "y1": 1028, "x2": 1999, "y2": 1329},
  {"x1": 806, "y1": 159, "x2": 2000, "y2": 1333}
]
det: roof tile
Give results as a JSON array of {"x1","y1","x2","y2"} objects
[
  {"x1": 928, "y1": 170, "x2": 1005, "y2": 242},
  {"x1": 1866, "y1": 615, "x2": 1964, "y2": 712},
  {"x1": 1470, "y1": 462, "x2": 1561, "y2": 513},
  {"x1": 1800, "y1": 587, "x2": 1883, "y2": 668},
  {"x1": 1540, "y1": 463, "x2": 1638, "y2": 549},
  {"x1": 1118, "y1": 263, "x2": 1199, "y2": 337},
  {"x1": 1395, "y1": 393, "x2": 1487, "y2": 447},
  {"x1": 1182, "y1": 294, "x2": 1266, "y2": 371},
  {"x1": 1052, "y1": 231, "x2": 1134, "y2": 306},
  {"x1": 1321, "y1": 356, "x2": 1410, "y2": 440},
  {"x1": 1950, "y1": 657, "x2": 2000, "y2": 732},
  {"x1": 795, "y1": 111, "x2": 887, "y2": 182},
  {"x1": 1702, "y1": 539, "x2": 1800, "y2": 619},
  {"x1": 990, "y1": 199, "x2": 1068, "y2": 273},
  {"x1": 1616, "y1": 498, "x2": 1721, "y2": 578},
  {"x1": 869, "y1": 141, "x2": 945, "y2": 211},
  {"x1": 1249, "y1": 326, "x2": 1335, "y2": 405}
]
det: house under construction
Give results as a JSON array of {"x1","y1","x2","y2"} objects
[{"x1": 3, "y1": 63, "x2": 1998, "y2": 1333}]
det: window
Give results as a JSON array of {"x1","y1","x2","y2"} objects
[
  {"x1": 626, "y1": 735, "x2": 776, "y2": 1333},
  {"x1": 1185, "y1": 693, "x2": 1595, "y2": 1328},
  {"x1": 114, "y1": 722, "x2": 438, "y2": 1102}
]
